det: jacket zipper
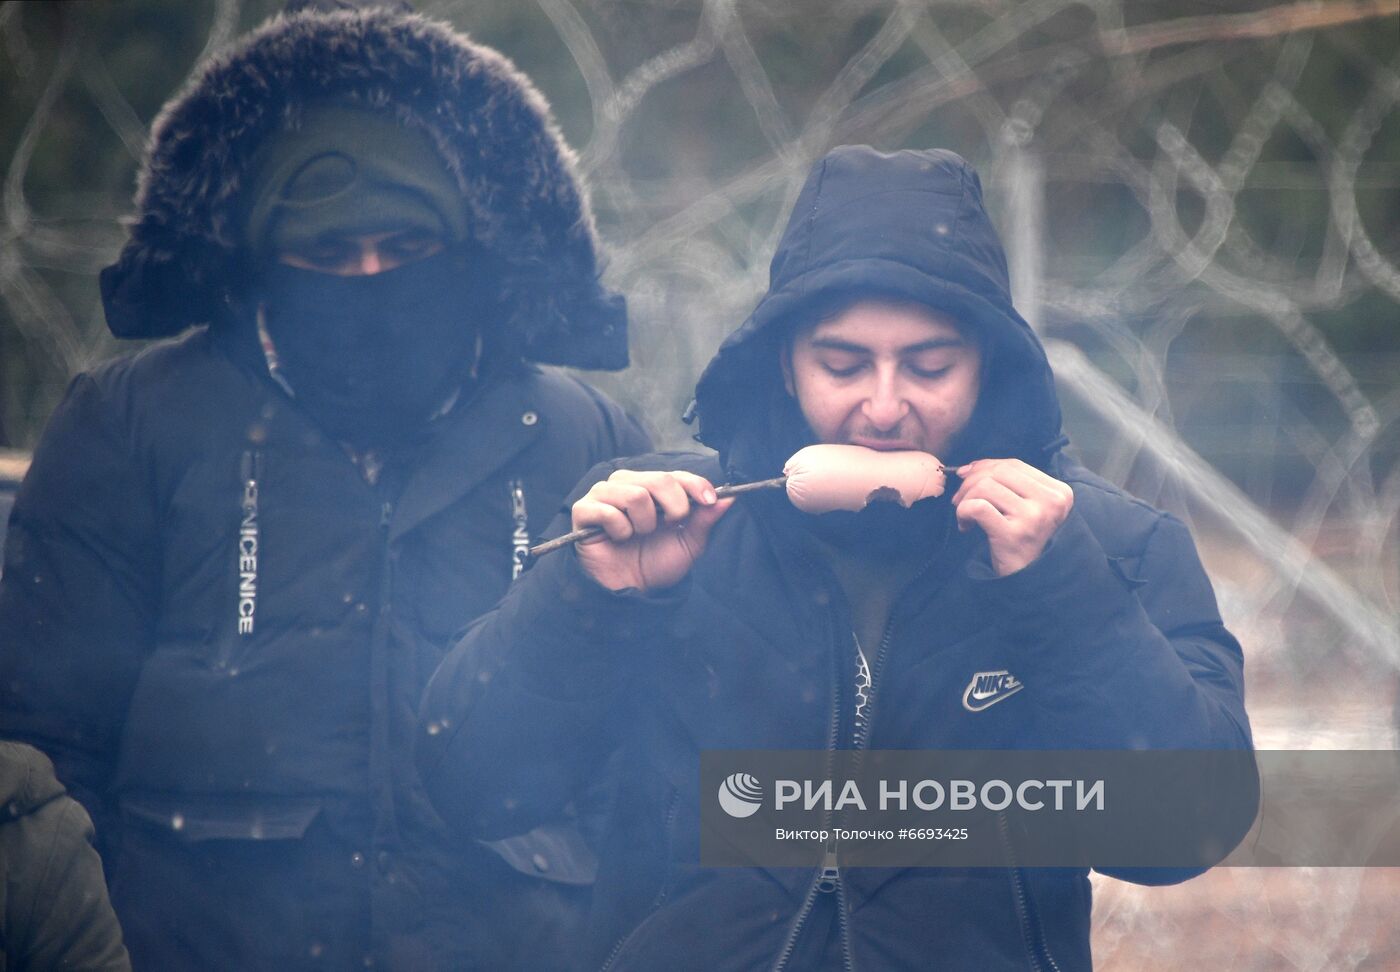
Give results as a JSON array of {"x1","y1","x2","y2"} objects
[
  {"x1": 770, "y1": 624, "x2": 845, "y2": 972},
  {"x1": 220, "y1": 450, "x2": 263, "y2": 670},
  {"x1": 834, "y1": 845, "x2": 855, "y2": 972},
  {"x1": 509, "y1": 479, "x2": 530, "y2": 580},
  {"x1": 997, "y1": 813, "x2": 1062, "y2": 972},
  {"x1": 364, "y1": 493, "x2": 399, "y2": 960},
  {"x1": 836, "y1": 624, "x2": 898, "y2": 972},
  {"x1": 773, "y1": 621, "x2": 897, "y2": 971},
  {"x1": 598, "y1": 788, "x2": 681, "y2": 972},
  {"x1": 772, "y1": 524, "x2": 954, "y2": 972},
  {"x1": 786, "y1": 552, "x2": 940, "y2": 972}
]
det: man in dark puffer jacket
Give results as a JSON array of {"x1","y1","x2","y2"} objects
[
  {"x1": 420, "y1": 146, "x2": 1257, "y2": 970},
  {"x1": 0, "y1": 3, "x2": 647, "y2": 969}
]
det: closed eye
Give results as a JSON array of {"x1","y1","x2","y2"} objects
[
  {"x1": 908, "y1": 365, "x2": 952, "y2": 379},
  {"x1": 382, "y1": 232, "x2": 444, "y2": 262},
  {"x1": 295, "y1": 243, "x2": 357, "y2": 269}
]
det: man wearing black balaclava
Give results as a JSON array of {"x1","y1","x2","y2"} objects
[
  {"x1": 419, "y1": 146, "x2": 1257, "y2": 970},
  {"x1": 0, "y1": 5, "x2": 648, "y2": 970},
  {"x1": 245, "y1": 104, "x2": 487, "y2": 451}
]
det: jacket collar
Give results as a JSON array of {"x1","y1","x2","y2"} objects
[
  {"x1": 211, "y1": 320, "x2": 542, "y2": 540},
  {"x1": 388, "y1": 370, "x2": 541, "y2": 542}
]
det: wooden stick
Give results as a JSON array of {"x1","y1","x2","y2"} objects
[{"x1": 526, "y1": 475, "x2": 788, "y2": 558}]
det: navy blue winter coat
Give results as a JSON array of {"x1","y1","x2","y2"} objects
[
  {"x1": 419, "y1": 148, "x2": 1255, "y2": 971},
  {"x1": 0, "y1": 323, "x2": 648, "y2": 970}
]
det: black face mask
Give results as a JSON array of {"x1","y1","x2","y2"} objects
[{"x1": 259, "y1": 251, "x2": 480, "y2": 448}]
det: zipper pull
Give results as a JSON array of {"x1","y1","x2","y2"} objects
[
  {"x1": 240, "y1": 449, "x2": 261, "y2": 486},
  {"x1": 380, "y1": 501, "x2": 393, "y2": 528},
  {"x1": 817, "y1": 842, "x2": 840, "y2": 893}
]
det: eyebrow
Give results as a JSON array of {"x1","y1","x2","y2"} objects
[{"x1": 808, "y1": 337, "x2": 966, "y2": 354}]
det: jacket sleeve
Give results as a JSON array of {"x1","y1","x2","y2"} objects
[
  {"x1": 13, "y1": 796, "x2": 133, "y2": 972},
  {"x1": 975, "y1": 505, "x2": 1250, "y2": 750},
  {"x1": 0, "y1": 372, "x2": 159, "y2": 834},
  {"x1": 419, "y1": 466, "x2": 681, "y2": 841},
  {"x1": 972, "y1": 496, "x2": 1256, "y2": 883}
]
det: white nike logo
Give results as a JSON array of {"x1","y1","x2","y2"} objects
[{"x1": 962, "y1": 670, "x2": 1024, "y2": 712}]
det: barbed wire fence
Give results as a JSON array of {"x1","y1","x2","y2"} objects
[
  {"x1": 512, "y1": 0, "x2": 1400, "y2": 684},
  {"x1": 3, "y1": 0, "x2": 1399, "y2": 967}
]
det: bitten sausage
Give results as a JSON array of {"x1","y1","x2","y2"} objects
[{"x1": 783, "y1": 444, "x2": 946, "y2": 513}]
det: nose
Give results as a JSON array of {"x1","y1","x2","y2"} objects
[
  {"x1": 356, "y1": 243, "x2": 385, "y2": 276},
  {"x1": 861, "y1": 368, "x2": 908, "y2": 431}
]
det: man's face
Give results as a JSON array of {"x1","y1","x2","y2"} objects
[
  {"x1": 784, "y1": 300, "x2": 981, "y2": 457},
  {"x1": 275, "y1": 228, "x2": 445, "y2": 276}
]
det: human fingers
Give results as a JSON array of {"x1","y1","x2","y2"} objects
[
  {"x1": 668, "y1": 496, "x2": 735, "y2": 564},
  {"x1": 610, "y1": 469, "x2": 718, "y2": 523},
  {"x1": 954, "y1": 496, "x2": 1006, "y2": 535},
  {"x1": 572, "y1": 477, "x2": 661, "y2": 541},
  {"x1": 589, "y1": 479, "x2": 663, "y2": 534},
  {"x1": 952, "y1": 459, "x2": 1069, "y2": 507},
  {"x1": 951, "y1": 459, "x2": 1016, "y2": 506},
  {"x1": 979, "y1": 461, "x2": 1073, "y2": 510},
  {"x1": 666, "y1": 470, "x2": 720, "y2": 509},
  {"x1": 965, "y1": 463, "x2": 1074, "y2": 532},
  {"x1": 571, "y1": 493, "x2": 637, "y2": 543},
  {"x1": 953, "y1": 476, "x2": 1028, "y2": 520}
]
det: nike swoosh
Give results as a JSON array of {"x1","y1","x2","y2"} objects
[{"x1": 962, "y1": 683, "x2": 1024, "y2": 712}]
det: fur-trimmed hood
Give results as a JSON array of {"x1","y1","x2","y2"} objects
[{"x1": 100, "y1": 6, "x2": 627, "y2": 370}]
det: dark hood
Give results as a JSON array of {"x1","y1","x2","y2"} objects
[
  {"x1": 691, "y1": 146, "x2": 1065, "y2": 478},
  {"x1": 100, "y1": 6, "x2": 627, "y2": 370}
]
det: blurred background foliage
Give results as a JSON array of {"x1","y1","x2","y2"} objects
[{"x1": 3, "y1": 2, "x2": 1400, "y2": 967}]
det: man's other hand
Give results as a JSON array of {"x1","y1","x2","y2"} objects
[
  {"x1": 951, "y1": 459, "x2": 1074, "y2": 576},
  {"x1": 571, "y1": 470, "x2": 735, "y2": 592}
]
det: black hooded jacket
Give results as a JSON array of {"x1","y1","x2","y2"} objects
[
  {"x1": 419, "y1": 147, "x2": 1255, "y2": 971},
  {"x1": 0, "y1": 6, "x2": 648, "y2": 970}
]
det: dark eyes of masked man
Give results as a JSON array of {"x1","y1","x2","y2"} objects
[
  {"x1": 276, "y1": 227, "x2": 446, "y2": 276},
  {"x1": 243, "y1": 105, "x2": 485, "y2": 453}
]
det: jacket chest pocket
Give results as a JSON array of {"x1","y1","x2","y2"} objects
[
  {"x1": 400, "y1": 476, "x2": 535, "y2": 642},
  {"x1": 871, "y1": 628, "x2": 1030, "y2": 747}
]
